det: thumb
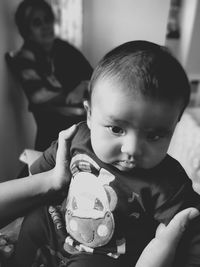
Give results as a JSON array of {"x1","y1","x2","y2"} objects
[
  {"x1": 56, "y1": 124, "x2": 77, "y2": 169},
  {"x1": 135, "y1": 208, "x2": 199, "y2": 267},
  {"x1": 156, "y1": 207, "x2": 200, "y2": 243}
]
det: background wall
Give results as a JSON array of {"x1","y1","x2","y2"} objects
[
  {"x1": 0, "y1": 0, "x2": 36, "y2": 181},
  {"x1": 177, "y1": 0, "x2": 197, "y2": 70},
  {"x1": 0, "y1": 0, "x2": 170, "y2": 181},
  {"x1": 184, "y1": 0, "x2": 200, "y2": 79},
  {"x1": 83, "y1": 0, "x2": 171, "y2": 66},
  {"x1": 166, "y1": 0, "x2": 200, "y2": 80}
]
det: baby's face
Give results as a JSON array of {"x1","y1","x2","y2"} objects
[{"x1": 86, "y1": 78, "x2": 182, "y2": 171}]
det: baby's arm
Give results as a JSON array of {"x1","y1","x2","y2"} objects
[
  {"x1": 0, "y1": 125, "x2": 77, "y2": 228},
  {"x1": 135, "y1": 208, "x2": 200, "y2": 267}
]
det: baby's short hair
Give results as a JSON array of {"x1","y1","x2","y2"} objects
[
  {"x1": 89, "y1": 40, "x2": 190, "y2": 112},
  {"x1": 15, "y1": 0, "x2": 55, "y2": 40}
]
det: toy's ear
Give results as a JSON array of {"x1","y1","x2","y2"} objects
[
  {"x1": 83, "y1": 100, "x2": 91, "y2": 129},
  {"x1": 104, "y1": 185, "x2": 118, "y2": 211},
  {"x1": 61, "y1": 197, "x2": 68, "y2": 215}
]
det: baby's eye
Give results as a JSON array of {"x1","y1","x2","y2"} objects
[
  {"x1": 147, "y1": 132, "x2": 163, "y2": 142},
  {"x1": 108, "y1": 126, "x2": 124, "y2": 135}
]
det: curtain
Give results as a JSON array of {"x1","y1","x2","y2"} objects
[{"x1": 50, "y1": 0, "x2": 83, "y2": 49}]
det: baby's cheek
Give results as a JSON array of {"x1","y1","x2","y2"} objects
[
  {"x1": 143, "y1": 144, "x2": 168, "y2": 168},
  {"x1": 151, "y1": 147, "x2": 168, "y2": 166},
  {"x1": 96, "y1": 142, "x2": 118, "y2": 163}
]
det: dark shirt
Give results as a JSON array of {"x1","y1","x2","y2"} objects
[
  {"x1": 16, "y1": 122, "x2": 200, "y2": 266},
  {"x1": 13, "y1": 38, "x2": 93, "y2": 109}
]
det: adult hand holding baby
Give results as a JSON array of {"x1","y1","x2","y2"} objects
[{"x1": 136, "y1": 207, "x2": 200, "y2": 267}]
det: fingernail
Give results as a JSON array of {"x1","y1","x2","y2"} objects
[
  {"x1": 70, "y1": 124, "x2": 77, "y2": 130},
  {"x1": 189, "y1": 209, "x2": 200, "y2": 219}
]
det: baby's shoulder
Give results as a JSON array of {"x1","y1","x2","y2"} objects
[
  {"x1": 154, "y1": 154, "x2": 190, "y2": 188},
  {"x1": 70, "y1": 122, "x2": 91, "y2": 155},
  {"x1": 74, "y1": 121, "x2": 90, "y2": 139}
]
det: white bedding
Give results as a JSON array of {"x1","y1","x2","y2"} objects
[{"x1": 168, "y1": 108, "x2": 200, "y2": 193}]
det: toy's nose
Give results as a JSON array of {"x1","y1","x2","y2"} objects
[{"x1": 80, "y1": 231, "x2": 94, "y2": 243}]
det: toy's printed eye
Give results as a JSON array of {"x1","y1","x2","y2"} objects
[
  {"x1": 97, "y1": 224, "x2": 108, "y2": 237},
  {"x1": 94, "y1": 198, "x2": 104, "y2": 211},
  {"x1": 106, "y1": 213, "x2": 111, "y2": 218},
  {"x1": 66, "y1": 210, "x2": 72, "y2": 216},
  {"x1": 72, "y1": 197, "x2": 78, "y2": 210},
  {"x1": 69, "y1": 219, "x2": 78, "y2": 232}
]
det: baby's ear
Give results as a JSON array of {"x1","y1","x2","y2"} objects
[{"x1": 83, "y1": 100, "x2": 91, "y2": 129}]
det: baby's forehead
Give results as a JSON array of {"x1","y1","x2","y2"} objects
[
  {"x1": 91, "y1": 74, "x2": 184, "y2": 109},
  {"x1": 91, "y1": 77, "x2": 183, "y2": 122},
  {"x1": 91, "y1": 75, "x2": 135, "y2": 96},
  {"x1": 90, "y1": 76, "x2": 144, "y2": 108}
]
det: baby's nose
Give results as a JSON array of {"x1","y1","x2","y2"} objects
[{"x1": 121, "y1": 134, "x2": 141, "y2": 157}]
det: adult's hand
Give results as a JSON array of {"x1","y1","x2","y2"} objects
[
  {"x1": 135, "y1": 208, "x2": 200, "y2": 267},
  {"x1": 0, "y1": 125, "x2": 77, "y2": 228},
  {"x1": 51, "y1": 124, "x2": 77, "y2": 190}
]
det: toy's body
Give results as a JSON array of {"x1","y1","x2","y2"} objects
[{"x1": 64, "y1": 154, "x2": 117, "y2": 254}]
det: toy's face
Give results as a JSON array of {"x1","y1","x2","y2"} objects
[
  {"x1": 65, "y1": 208, "x2": 114, "y2": 248},
  {"x1": 65, "y1": 172, "x2": 115, "y2": 248}
]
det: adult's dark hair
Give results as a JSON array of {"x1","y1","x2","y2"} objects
[
  {"x1": 89, "y1": 40, "x2": 190, "y2": 113},
  {"x1": 15, "y1": 0, "x2": 55, "y2": 39}
]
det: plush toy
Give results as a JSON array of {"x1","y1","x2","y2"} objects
[{"x1": 63, "y1": 154, "x2": 118, "y2": 254}]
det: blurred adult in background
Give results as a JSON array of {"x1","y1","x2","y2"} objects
[{"x1": 11, "y1": 0, "x2": 93, "y2": 151}]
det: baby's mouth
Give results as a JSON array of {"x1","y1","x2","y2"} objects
[{"x1": 113, "y1": 160, "x2": 136, "y2": 170}]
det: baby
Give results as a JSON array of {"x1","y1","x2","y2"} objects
[{"x1": 15, "y1": 40, "x2": 200, "y2": 267}]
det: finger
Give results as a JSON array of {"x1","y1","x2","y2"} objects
[
  {"x1": 65, "y1": 95, "x2": 73, "y2": 104},
  {"x1": 65, "y1": 99, "x2": 71, "y2": 105},
  {"x1": 136, "y1": 209, "x2": 200, "y2": 267},
  {"x1": 156, "y1": 207, "x2": 200, "y2": 241},
  {"x1": 167, "y1": 207, "x2": 199, "y2": 232},
  {"x1": 56, "y1": 125, "x2": 77, "y2": 166},
  {"x1": 71, "y1": 99, "x2": 82, "y2": 104}
]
